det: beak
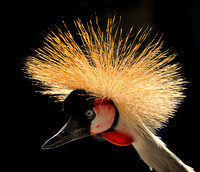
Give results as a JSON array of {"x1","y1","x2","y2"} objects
[{"x1": 41, "y1": 117, "x2": 90, "y2": 150}]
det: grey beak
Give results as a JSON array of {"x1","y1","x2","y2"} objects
[{"x1": 41, "y1": 117, "x2": 90, "y2": 150}]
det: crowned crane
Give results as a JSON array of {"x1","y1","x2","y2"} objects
[{"x1": 25, "y1": 17, "x2": 194, "y2": 172}]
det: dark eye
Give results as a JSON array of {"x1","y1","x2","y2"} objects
[{"x1": 85, "y1": 109, "x2": 95, "y2": 119}]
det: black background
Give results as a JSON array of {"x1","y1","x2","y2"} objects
[{"x1": 14, "y1": 0, "x2": 199, "y2": 171}]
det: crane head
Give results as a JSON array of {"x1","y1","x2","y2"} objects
[
  {"x1": 26, "y1": 17, "x2": 195, "y2": 172},
  {"x1": 41, "y1": 89, "x2": 134, "y2": 150}
]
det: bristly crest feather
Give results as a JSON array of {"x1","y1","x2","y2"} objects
[{"x1": 25, "y1": 17, "x2": 186, "y2": 135}]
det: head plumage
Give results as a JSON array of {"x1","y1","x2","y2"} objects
[{"x1": 25, "y1": 16, "x2": 186, "y2": 135}]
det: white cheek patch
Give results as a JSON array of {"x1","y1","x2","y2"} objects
[{"x1": 90, "y1": 99, "x2": 115, "y2": 135}]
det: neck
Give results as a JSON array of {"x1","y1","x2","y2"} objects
[{"x1": 131, "y1": 126, "x2": 194, "y2": 172}]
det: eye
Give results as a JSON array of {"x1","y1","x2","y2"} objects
[{"x1": 85, "y1": 109, "x2": 95, "y2": 119}]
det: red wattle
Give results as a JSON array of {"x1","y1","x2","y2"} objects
[{"x1": 100, "y1": 131, "x2": 134, "y2": 146}]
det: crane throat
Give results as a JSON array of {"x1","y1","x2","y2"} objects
[{"x1": 100, "y1": 131, "x2": 134, "y2": 146}]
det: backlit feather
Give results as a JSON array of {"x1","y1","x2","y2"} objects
[{"x1": 25, "y1": 17, "x2": 186, "y2": 135}]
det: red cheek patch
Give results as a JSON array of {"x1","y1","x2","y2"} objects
[
  {"x1": 90, "y1": 99, "x2": 115, "y2": 135},
  {"x1": 100, "y1": 131, "x2": 134, "y2": 146},
  {"x1": 93, "y1": 98, "x2": 111, "y2": 106},
  {"x1": 91, "y1": 98, "x2": 134, "y2": 146}
]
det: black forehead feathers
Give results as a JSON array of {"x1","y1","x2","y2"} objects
[{"x1": 63, "y1": 90, "x2": 95, "y2": 118}]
